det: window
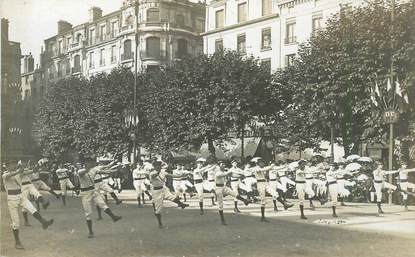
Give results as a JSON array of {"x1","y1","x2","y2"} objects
[
  {"x1": 215, "y1": 9, "x2": 224, "y2": 29},
  {"x1": 111, "y1": 45, "x2": 117, "y2": 62},
  {"x1": 100, "y1": 25, "x2": 106, "y2": 41},
  {"x1": 177, "y1": 39, "x2": 188, "y2": 58},
  {"x1": 76, "y1": 33, "x2": 82, "y2": 43},
  {"x1": 215, "y1": 38, "x2": 223, "y2": 52},
  {"x1": 89, "y1": 52, "x2": 95, "y2": 68},
  {"x1": 126, "y1": 15, "x2": 134, "y2": 27},
  {"x1": 262, "y1": 0, "x2": 272, "y2": 16},
  {"x1": 238, "y1": 2, "x2": 247, "y2": 23},
  {"x1": 312, "y1": 16, "x2": 323, "y2": 35},
  {"x1": 123, "y1": 40, "x2": 132, "y2": 60},
  {"x1": 89, "y1": 28, "x2": 95, "y2": 45},
  {"x1": 285, "y1": 54, "x2": 295, "y2": 67},
  {"x1": 65, "y1": 59, "x2": 70, "y2": 73},
  {"x1": 261, "y1": 27, "x2": 271, "y2": 50},
  {"x1": 73, "y1": 55, "x2": 81, "y2": 73},
  {"x1": 147, "y1": 8, "x2": 160, "y2": 22},
  {"x1": 146, "y1": 37, "x2": 161, "y2": 58},
  {"x1": 57, "y1": 62, "x2": 62, "y2": 77},
  {"x1": 111, "y1": 21, "x2": 118, "y2": 37},
  {"x1": 100, "y1": 48, "x2": 105, "y2": 66},
  {"x1": 237, "y1": 34, "x2": 246, "y2": 53},
  {"x1": 176, "y1": 14, "x2": 185, "y2": 27},
  {"x1": 58, "y1": 40, "x2": 63, "y2": 54},
  {"x1": 66, "y1": 37, "x2": 71, "y2": 50},
  {"x1": 285, "y1": 22, "x2": 296, "y2": 44}
]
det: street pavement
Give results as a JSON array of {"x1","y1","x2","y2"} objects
[{"x1": 1, "y1": 190, "x2": 414, "y2": 257}]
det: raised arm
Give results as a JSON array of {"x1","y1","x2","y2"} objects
[
  {"x1": 2, "y1": 168, "x2": 23, "y2": 179},
  {"x1": 77, "y1": 168, "x2": 88, "y2": 175}
]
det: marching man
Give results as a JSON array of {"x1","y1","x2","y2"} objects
[
  {"x1": 372, "y1": 161, "x2": 398, "y2": 216},
  {"x1": 388, "y1": 162, "x2": 415, "y2": 211},
  {"x1": 77, "y1": 160, "x2": 122, "y2": 238},
  {"x1": 325, "y1": 163, "x2": 339, "y2": 217},
  {"x1": 55, "y1": 163, "x2": 77, "y2": 206},
  {"x1": 132, "y1": 159, "x2": 152, "y2": 208},
  {"x1": 295, "y1": 160, "x2": 308, "y2": 219},
  {"x1": 276, "y1": 161, "x2": 296, "y2": 203},
  {"x1": 30, "y1": 164, "x2": 62, "y2": 199},
  {"x1": 268, "y1": 164, "x2": 294, "y2": 212},
  {"x1": 2, "y1": 161, "x2": 54, "y2": 249},
  {"x1": 150, "y1": 160, "x2": 189, "y2": 228},
  {"x1": 192, "y1": 157, "x2": 211, "y2": 215},
  {"x1": 209, "y1": 161, "x2": 251, "y2": 225},
  {"x1": 229, "y1": 160, "x2": 246, "y2": 213}
]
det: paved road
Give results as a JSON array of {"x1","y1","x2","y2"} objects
[{"x1": 1, "y1": 191, "x2": 414, "y2": 257}]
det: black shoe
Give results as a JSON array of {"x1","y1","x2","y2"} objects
[
  {"x1": 301, "y1": 215, "x2": 308, "y2": 220},
  {"x1": 234, "y1": 208, "x2": 241, "y2": 213},
  {"x1": 116, "y1": 200, "x2": 123, "y2": 205},
  {"x1": 260, "y1": 217, "x2": 270, "y2": 223},
  {"x1": 181, "y1": 203, "x2": 189, "y2": 209},
  {"x1": 284, "y1": 203, "x2": 294, "y2": 210},
  {"x1": 112, "y1": 216, "x2": 122, "y2": 223},
  {"x1": 15, "y1": 242, "x2": 24, "y2": 250},
  {"x1": 332, "y1": 213, "x2": 338, "y2": 218},
  {"x1": 42, "y1": 219, "x2": 54, "y2": 229},
  {"x1": 88, "y1": 233, "x2": 94, "y2": 238}
]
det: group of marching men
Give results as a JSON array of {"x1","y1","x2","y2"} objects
[{"x1": 2, "y1": 156, "x2": 415, "y2": 250}]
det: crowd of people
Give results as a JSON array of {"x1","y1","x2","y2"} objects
[{"x1": 2, "y1": 155, "x2": 415, "y2": 250}]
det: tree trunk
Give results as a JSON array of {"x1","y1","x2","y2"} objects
[{"x1": 207, "y1": 137, "x2": 216, "y2": 161}]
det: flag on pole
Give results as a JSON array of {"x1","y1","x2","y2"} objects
[
  {"x1": 395, "y1": 80, "x2": 402, "y2": 97},
  {"x1": 387, "y1": 78, "x2": 392, "y2": 92},
  {"x1": 404, "y1": 94, "x2": 409, "y2": 104},
  {"x1": 370, "y1": 86, "x2": 378, "y2": 106},
  {"x1": 375, "y1": 80, "x2": 381, "y2": 97}
]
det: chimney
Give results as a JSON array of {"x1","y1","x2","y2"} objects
[
  {"x1": 27, "y1": 53, "x2": 34, "y2": 72},
  {"x1": 58, "y1": 20, "x2": 72, "y2": 34},
  {"x1": 1, "y1": 18, "x2": 9, "y2": 42},
  {"x1": 89, "y1": 7, "x2": 103, "y2": 22}
]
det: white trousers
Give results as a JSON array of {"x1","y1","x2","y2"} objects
[
  {"x1": 243, "y1": 177, "x2": 256, "y2": 193},
  {"x1": 305, "y1": 179, "x2": 315, "y2": 198},
  {"x1": 296, "y1": 183, "x2": 306, "y2": 205},
  {"x1": 95, "y1": 181, "x2": 114, "y2": 194},
  {"x1": 33, "y1": 180, "x2": 51, "y2": 191},
  {"x1": 7, "y1": 194, "x2": 37, "y2": 229},
  {"x1": 216, "y1": 186, "x2": 237, "y2": 211},
  {"x1": 133, "y1": 179, "x2": 147, "y2": 197},
  {"x1": 152, "y1": 187, "x2": 176, "y2": 214},
  {"x1": 336, "y1": 179, "x2": 351, "y2": 198},
  {"x1": 279, "y1": 176, "x2": 296, "y2": 192},
  {"x1": 374, "y1": 181, "x2": 397, "y2": 203},
  {"x1": 194, "y1": 181, "x2": 204, "y2": 202},
  {"x1": 400, "y1": 182, "x2": 415, "y2": 200},
  {"x1": 328, "y1": 183, "x2": 338, "y2": 207},
  {"x1": 59, "y1": 178, "x2": 74, "y2": 195},
  {"x1": 81, "y1": 190, "x2": 108, "y2": 220}
]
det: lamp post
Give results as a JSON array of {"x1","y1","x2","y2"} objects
[{"x1": 124, "y1": 109, "x2": 139, "y2": 166}]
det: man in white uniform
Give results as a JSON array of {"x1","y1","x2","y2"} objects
[
  {"x1": 210, "y1": 161, "x2": 251, "y2": 225},
  {"x1": 372, "y1": 162, "x2": 398, "y2": 215},
  {"x1": 150, "y1": 161, "x2": 189, "y2": 228},
  {"x1": 30, "y1": 165, "x2": 61, "y2": 199},
  {"x1": 192, "y1": 158, "x2": 211, "y2": 215},
  {"x1": 325, "y1": 163, "x2": 340, "y2": 217},
  {"x1": 132, "y1": 160, "x2": 152, "y2": 207},
  {"x1": 268, "y1": 164, "x2": 294, "y2": 211},
  {"x1": 387, "y1": 163, "x2": 415, "y2": 211},
  {"x1": 295, "y1": 160, "x2": 308, "y2": 219},
  {"x1": 2, "y1": 161, "x2": 54, "y2": 249},
  {"x1": 55, "y1": 163, "x2": 76, "y2": 206},
  {"x1": 77, "y1": 160, "x2": 122, "y2": 238},
  {"x1": 229, "y1": 160, "x2": 246, "y2": 213}
]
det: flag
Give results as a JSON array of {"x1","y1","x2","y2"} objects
[
  {"x1": 387, "y1": 78, "x2": 392, "y2": 92},
  {"x1": 370, "y1": 87, "x2": 378, "y2": 106},
  {"x1": 375, "y1": 81, "x2": 381, "y2": 97},
  {"x1": 395, "y1": 80, "x2": 402, "y2": 97},
  {"x1": 404, "y1": 94, "x2": 409, "y2": 104}
]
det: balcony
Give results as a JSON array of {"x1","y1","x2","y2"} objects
[
  {"x1": 121, "y1": 52, "x2": 134, "y2": 62},
  {"x1": 121, "y1": 25, "x2": 134, "y2": 33},
  {"x1": 69, "y1": 40, "x2": 85, "y2": 51},
  {"x1": 141, "y1": 51, "x2": 167, "y2": 61},
  {"x1": 71, "y1": 66, "x2": 81, "y2": 74},
  {"x1": 284, "y1": 36, "x2": 297, "y2": 45}
]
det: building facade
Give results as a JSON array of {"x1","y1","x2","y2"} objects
[
  {"x1": 41, "y1": 0, "x2": 205, "y2": 87},
  {"x1": 203, "y1": 0, "x2": 361, "y2": 72},
  {"x1": 1, "y1": 18, "x2": 25, "y2": 160}
]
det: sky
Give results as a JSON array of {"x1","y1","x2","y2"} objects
[{"x1": 0, "y1": 0, "x2": 125, "y2": 65}]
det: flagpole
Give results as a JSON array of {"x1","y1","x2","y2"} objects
[{"x1": 388, "y1": 0, "x2": 395, "y2": 205}]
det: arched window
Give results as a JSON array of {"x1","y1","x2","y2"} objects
[
  {"x1": 126, "y1": 15, "x2": 134, "y2": 27},
  {"x1": 147, "y1": 8, "x2": 160, "y2": 22},
  {"x1": 177, "y1": 38, "x2": 187, "y2": 58},
  {"x1": 146, "y1": 37, "x2": 160, "y2": 58},
  {"x1": 176, "y1": 14, "x2": 185, "y2": 27},
  {"x1": 123, "y1": 39, "x2": 132, "y2": 59}
]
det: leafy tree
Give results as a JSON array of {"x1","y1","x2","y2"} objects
[{"x1": 272, "y1": 1, "x2": 415, "y2": 156}]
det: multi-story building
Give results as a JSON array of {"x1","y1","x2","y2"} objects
[
  {"x1": 1, "y1": 18, "x2": 24, "y2": 160},
  {"x1": 203, "y1": 0, "x2": 361, "y2": 72},
  {"x1": 42, "y1": 0, "x2": 205, "y2": 85}
]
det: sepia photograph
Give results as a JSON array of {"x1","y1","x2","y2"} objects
[{"x1": 0, "y1": 0, "x2": 414, "y2": 256}]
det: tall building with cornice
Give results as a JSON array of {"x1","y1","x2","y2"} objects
[
  {"x1": 202, "y1": 0, "x2": 363, "y2": 72},
  {"x1": 39, "y1": 0, "x2": 205, "y2": 88}
]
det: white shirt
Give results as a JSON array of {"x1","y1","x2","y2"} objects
[{"x1": 55, "y1": 168, "x2": 69, "y2": 179}]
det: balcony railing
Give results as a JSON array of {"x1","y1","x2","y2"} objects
[
  {"x1": 121, "y1": 25, "x2": 134, "y2": 31},
  {"x1": 121, "y1": 52, "x2": 134, "y2": 62},
  {"x1": 284, "y1": 36, "x2": 297, "y2": 44},
  {"x1": 72, "y1": 66, "x2": 81, "y2": 74},
  {"x1": 141, "y1": 51, "x2": 167, "y2": 60}
]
